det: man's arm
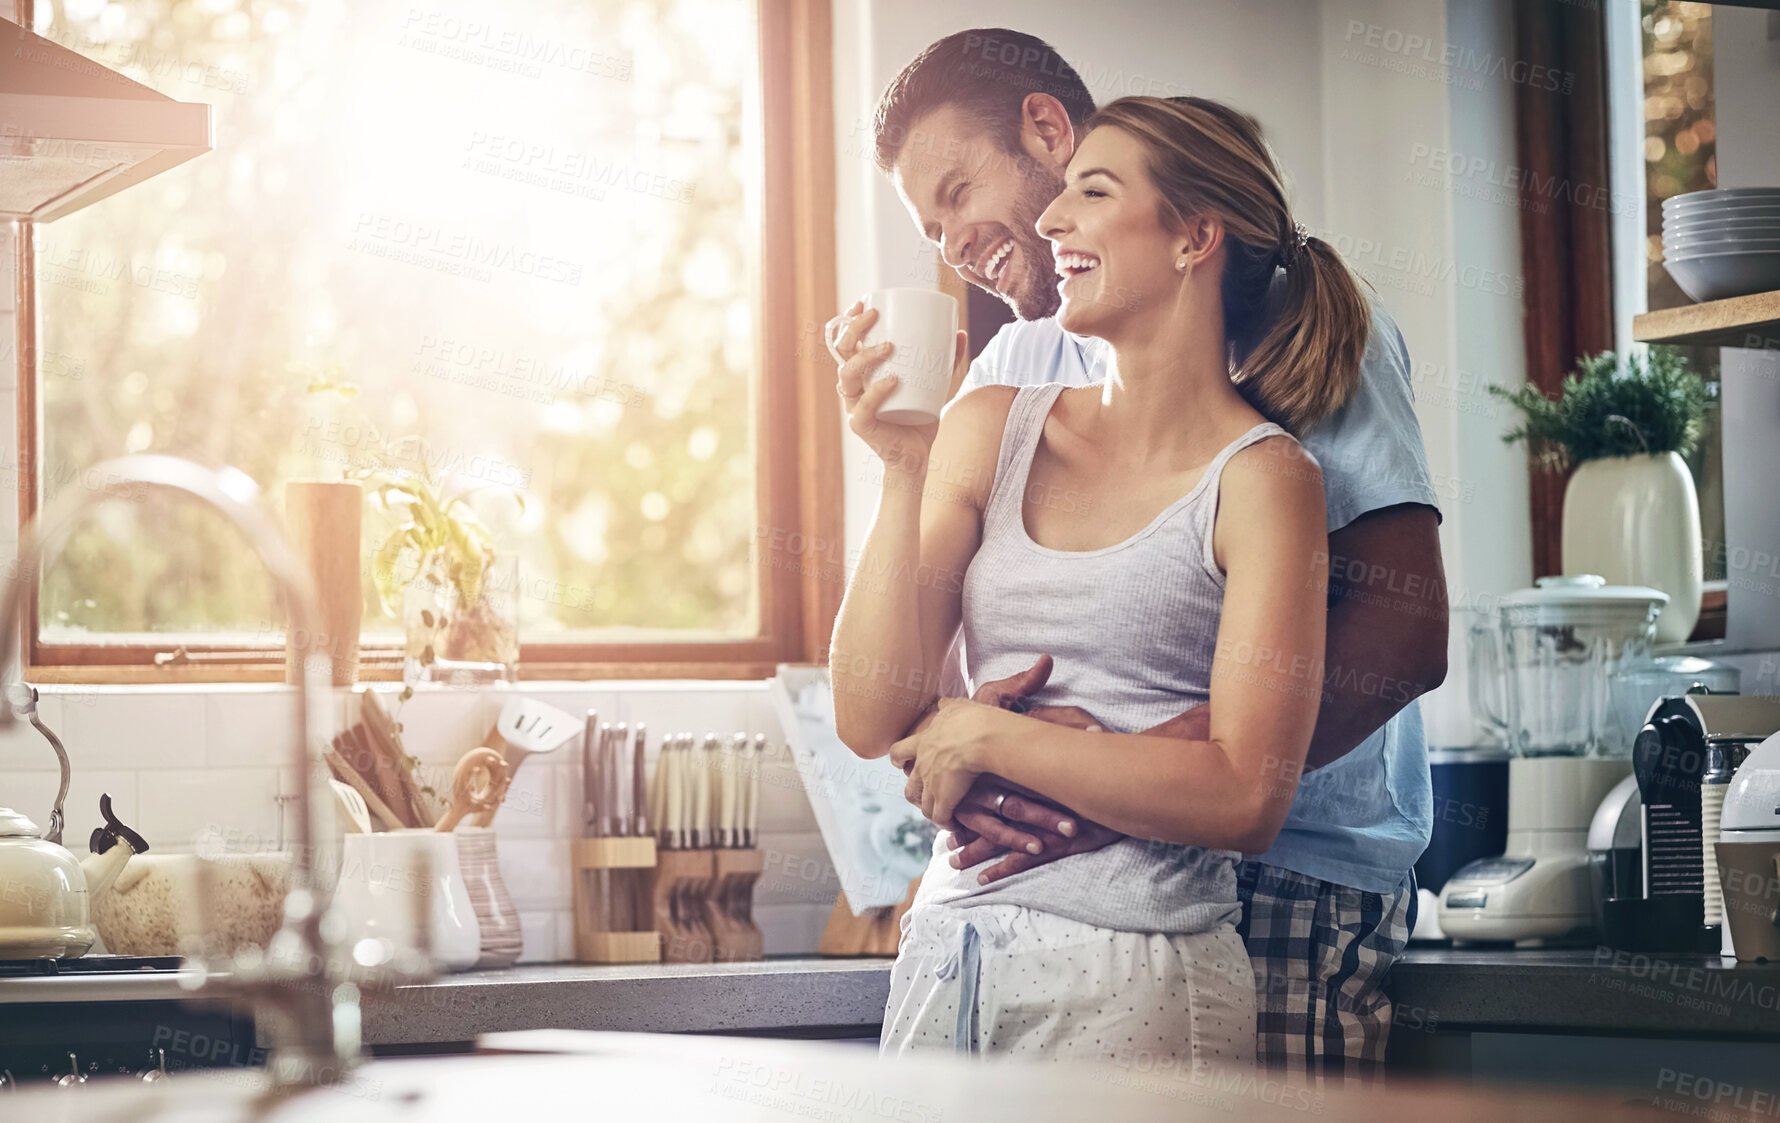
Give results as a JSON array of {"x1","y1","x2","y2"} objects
[
  {"x1": 949, "y1": 502, "x2": 1447, "y2": 879},
  {"x1": 1066, "y1": 503, "x2": 1447, "y2": 766},
  {"x1": 1304, "y1": 502, "x2": 1447, "y2": 769}
]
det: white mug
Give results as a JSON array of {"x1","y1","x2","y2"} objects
[{"x1": 860, "y1": 288, "x2": 959, "y2": 426}]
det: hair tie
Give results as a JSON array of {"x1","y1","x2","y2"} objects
[{"x1": 1282, "y1": 221, "x2": 1310, "y2": 269}]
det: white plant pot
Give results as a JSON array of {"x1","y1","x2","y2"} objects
[{"x1": 1561, "y1": 452, "x2": 1703, "y2": 644}]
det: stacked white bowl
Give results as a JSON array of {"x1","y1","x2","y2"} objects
[{"x1": 1662, "y1": 187, "x2": 1780, "y2": 302}]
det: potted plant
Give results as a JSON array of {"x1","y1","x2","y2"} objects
[
  {"x1": 359, "y1": 466, "x2": 522, "y2": 681},
  {"x1": 1490, "y1": 346, "x2": 1710, "y2": 643}
]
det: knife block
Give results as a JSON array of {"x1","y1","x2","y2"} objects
[
  {"x1": 708, "y1": 848, "x2": 764, "y2": 963},
  {"x1": 649, "y1": 849, "x2": 720, "y2": 964},
  {"x1": 570, "y1": 837, "x2": 661, "y2": 964}
]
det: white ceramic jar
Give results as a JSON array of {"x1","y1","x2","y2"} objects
[
  {"x1": 1561, "y1": 452, "x2": 1703, "y2": 645},
  {"x1": 333, "y1": 829, "x2": 482, "y2": 971}
]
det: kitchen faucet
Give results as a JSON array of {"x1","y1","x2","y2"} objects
[{"x1": 0, "y1": 455, "x2": 359, "y2": 1091}]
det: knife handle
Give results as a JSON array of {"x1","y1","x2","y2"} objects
[
  {"x1": 581, "y1": 710, "x2": 600, "y2": 837},
  {"x1": 631, "y1": 723, "x2": 648, "y2": 838}
]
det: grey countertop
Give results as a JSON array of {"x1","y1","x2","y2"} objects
[
  {"x1": 1392, "y1": 946, "x2": 1780, "y2": 1037},
  {"x1": 9, "y1": 948, "x2": 1779, "y2": 1047},
  {"x1": 359, "y1": 957, "x2": 894, "y2": 1044}
]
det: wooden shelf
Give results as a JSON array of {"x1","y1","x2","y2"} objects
[{"x1": 1633, "y1": 289, "x2": 1780, "y2": 349}]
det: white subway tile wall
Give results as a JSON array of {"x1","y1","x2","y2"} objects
[{"x1": 0, "y1": 681, "x2": 845, "y2": 961}]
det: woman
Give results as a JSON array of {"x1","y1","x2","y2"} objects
[{"x1": 829, "y1": 96, "x2": 1371, "y2": 1069}]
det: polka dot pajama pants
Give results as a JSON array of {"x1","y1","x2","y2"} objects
[{"x1": 880, "y1": 902, "x2": 1255, "y2": 1073}]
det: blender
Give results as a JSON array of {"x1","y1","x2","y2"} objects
[{"x1": 1438, "y1": 576, "x2": 1667, "y2": 944}]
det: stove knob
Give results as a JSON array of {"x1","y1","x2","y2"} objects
[
  {"x1": 55, "y1": 1052, "x2": 86, "y2": 1088},
  {"x1": 139, "y1": 1048, "x2": 170, "y2": 1084}
]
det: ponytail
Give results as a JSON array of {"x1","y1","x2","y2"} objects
[
  {"x1": 1086, "y1": 96, "x2": 1371, "y2": 436},
  {"x1": 1232, "y1": 234, "x2": 1369, "y2": 436}
]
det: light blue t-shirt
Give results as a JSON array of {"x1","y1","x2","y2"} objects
[{"x1": 960, "y1": 297, "x2": 1437, "y2": 895}]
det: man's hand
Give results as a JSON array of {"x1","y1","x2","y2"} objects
[
  {"x1": 921, "y1": 656, "x2": 1104, "y2": 883},
  {"x1": 945, "y1": 673, "x2": 1218, "y2": 884}
]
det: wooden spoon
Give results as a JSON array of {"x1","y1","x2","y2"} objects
[{"x1": 436, "y1": 747, "x2": 507, "y2": 832}]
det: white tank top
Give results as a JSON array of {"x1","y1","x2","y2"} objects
[{"x1": 915, "y1": 382, "x2": 1299, "y2": 933}]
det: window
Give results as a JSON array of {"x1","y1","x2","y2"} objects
[
  {"x1": 1639, "y1": 0, "x2": 1726, "y2": 637},
  {"x1": 17, "y1": 0, "x2": 839, "y2": 679}
]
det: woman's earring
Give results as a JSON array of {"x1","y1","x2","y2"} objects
[{"x1": 1175, "y1": 259, "x2": 1188, "y2": 272}]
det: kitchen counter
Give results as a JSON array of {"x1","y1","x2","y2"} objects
[
  {"x1": 8, "y1": 947, "x2": 1778, "y2": 1063},
  {"x1": 0, "y1": 957, "x2": 897, "y2": 1049},
  {"x1": 3, "y1": 1029, "x2": 1678, "y2": 1123},
  {"x1": 1392, "y1": 946, "x2": 1780, "y2": 1038},
  {"x1": 359, "y1": 957, "x2": 894, "y2": 1044}
]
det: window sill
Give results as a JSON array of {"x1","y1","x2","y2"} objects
[
  {"x1": 26, "y1": 660, "x2": 792, "y2": 686},
  {"x1": 24, "y1": 677, "x2": 777, "y2": 699}
]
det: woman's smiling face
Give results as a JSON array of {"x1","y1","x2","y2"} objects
[{"x1": 1035, "y1": 125, "x2": 1189, "y2": 341}]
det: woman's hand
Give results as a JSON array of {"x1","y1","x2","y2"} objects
[
  {"x1": 889, "y1": 697, "x2": 1002, "y2": 829},
  {"x1": 826, "y1": 299, "x2": 968, "y2": 475}
]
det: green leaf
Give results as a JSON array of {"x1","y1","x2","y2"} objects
[
  {"x1": 370, "y1": 530, "x2": 417, "y2": 616},
  {"x1": 1488, "y1": 346, "x2": 1709, "y2": 472}
]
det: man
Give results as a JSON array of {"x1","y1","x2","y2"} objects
[{"x1": 827, "y1": 29, "x2": 1447, "y2": 1082}]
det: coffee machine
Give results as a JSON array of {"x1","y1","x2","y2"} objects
[{"x1": 1616, "y1": 694, "x2": 1780, "y2": 952}]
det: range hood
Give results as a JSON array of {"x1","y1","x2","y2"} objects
[{"x1": 0, "y1": 15, "x2": 212, "y2": 223}]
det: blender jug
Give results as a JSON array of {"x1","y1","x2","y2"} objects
[{"x1": 1468, "y1": 576, "x2": 1668, "y2": 757}]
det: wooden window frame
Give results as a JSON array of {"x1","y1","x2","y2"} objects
[{"x1": 12, "y1": 0, "x2": 842, "y2": 684}]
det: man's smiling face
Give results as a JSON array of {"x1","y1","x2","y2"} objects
[{"x1": 891, "y1": 103, "x2": 1069, "y2": 322}]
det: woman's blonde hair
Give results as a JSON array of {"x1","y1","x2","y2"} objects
[{"x1": 1085, "y1": 96, "x2": 1369, "y2": 435}]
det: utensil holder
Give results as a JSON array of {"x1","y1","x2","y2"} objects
[
  {"x1": 456, "y1": 828, "x2": 522, "y2": 968},
  {"x1": 649, "y1": 848, "x2": 718, "y2": 964},
  {"x1": 708, "y1": 848, "x2": 764, "y2": 962},
  {"x1": 570, "y1": 837, "x2": 661, "y2": 964}
]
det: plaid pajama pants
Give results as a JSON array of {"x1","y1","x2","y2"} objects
[{"x1": 1234, "y1": 860, "x2": 1415, "y2": 1084}]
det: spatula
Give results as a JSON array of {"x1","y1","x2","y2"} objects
[
  {"x1": 469, "y1": 696, "x2": 582, "y2": 827},
  {"x1": 329, "y1": 778, "x2": 372, "y2": 834}
]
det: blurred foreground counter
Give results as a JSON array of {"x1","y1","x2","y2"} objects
[{"x1": 0, "y1": 1029, "x2": 1718, "y2": 1122}]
